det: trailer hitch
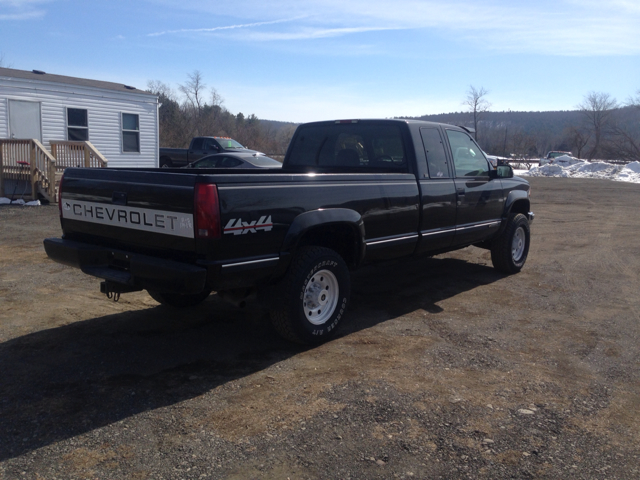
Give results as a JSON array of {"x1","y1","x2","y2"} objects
[{"x1": 100, "y1": 281, "x2": 141, "y2": 302}]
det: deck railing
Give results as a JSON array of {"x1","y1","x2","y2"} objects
[
  {"x1": 50, "y1": 140, "x2": 108, "y2": 171},
  {"x1": 1, "y1": 139, "x2": 108, "y2": 201},
  {"x1": 0, "y1": 139, "x2": 57, "y2": 200}
]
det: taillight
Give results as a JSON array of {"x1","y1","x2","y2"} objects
[
  {"x1": 58, "y1": 173, "x2": 65, "y2": 218},
  {"x1": 194, "y1": 183, "x2": 221, "y2": 239}
]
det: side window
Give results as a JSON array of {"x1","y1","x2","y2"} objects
[
  {"x1": 122, "y1": 113, "x2": 140, "y2": 153},
  {"x1": 219, "y1": 156, "x2": 242, "y2": 168},
  {"x1": 420, "y1": 127, "x2": 450, "y2": 178},
  {"x1": 203, "y1": 138, "x2": 219, "y2": 151},
  {"x1": 67, "y1": 108, "x2": 88, "y2": 141},
  {"x1": 191, "y1": 138, "x2": 204, "y2": 150},
  {"x1": 196, "y1": 157, "x2": 218, "y2": 168},
  {"x1": 445, "y1": 130, "x2": 489, "y2": 177}
]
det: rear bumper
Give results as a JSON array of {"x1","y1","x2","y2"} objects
[{"x1": 43, "y1": 237, "x2": 207, "y2": 294}]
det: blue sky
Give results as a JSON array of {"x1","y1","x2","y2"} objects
[{"x1": 1, "y1": 0, "x2": 639, "y2": 122}]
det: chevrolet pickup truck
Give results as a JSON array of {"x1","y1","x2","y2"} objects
[
  {"x1": 159, "y1": 136, "x2": 263, "y2": 168},
  {"x1": 44, "y1": 119, "x2": 534, "y2": 344}
]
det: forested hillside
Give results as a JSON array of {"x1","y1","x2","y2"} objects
[
  {"x1": 149, "y1": 72, "x2": 639, "y2": 162},
  {"x1": 407, "y1": 107, "x2": 639, "y2": 161}
]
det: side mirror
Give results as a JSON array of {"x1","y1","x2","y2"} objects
[{"x1": 496, "y1": 165, "x2": 513, "y2": 178}]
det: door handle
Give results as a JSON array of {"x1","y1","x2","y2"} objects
[{"x1": 456, "y1": 187, "x2": 465, "y2": 196}]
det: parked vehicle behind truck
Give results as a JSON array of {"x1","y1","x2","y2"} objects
[
  {"x1": 159, "y1": 136, "x2": 264, "y2": 168},
  {"x1": 45, "y1": 119, "x2": 534, "y2": 344}
]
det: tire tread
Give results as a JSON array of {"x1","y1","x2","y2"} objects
[
  {"x1": 270, "y1": 246, "x2": 347, "y2": 344},
  {"x1": 491, "y1": 213, "x2": 530, "y2": 274}
]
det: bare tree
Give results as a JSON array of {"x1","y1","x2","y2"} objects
[
  {"x1": 147, "y1": 80, "x2": 177, "y2": 101},
  {"x1": 463, "y1": 86, "x2": 491, "y2": 142},
  {"x1": 179, "y1": 70, "x2": 207, "y2": 115},
  {"x1": 577, "y1": 92, "x2": 618, "y2": 160},
  {"x1": 565, "y1": 126, "x2": 591, "y2": 159}
]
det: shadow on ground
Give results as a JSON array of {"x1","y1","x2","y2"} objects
[{"x1": 0, "y1": 254, "x2": 503, "y2": 460}]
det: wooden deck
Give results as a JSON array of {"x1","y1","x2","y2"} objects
[{"x1": 0, "y1": 139, "x2": 107, "y2": 203}]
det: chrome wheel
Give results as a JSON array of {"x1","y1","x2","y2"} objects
[
  {"x1": 303, "y1": 269, "x2": 339, "y2": 325},
  {"x1": 512, "y1": 226, "x2": 525, "y2": 262}
]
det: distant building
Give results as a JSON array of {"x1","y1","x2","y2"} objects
[{"x1": 0, "y1": 67, "x2": 159, "y2": 167}]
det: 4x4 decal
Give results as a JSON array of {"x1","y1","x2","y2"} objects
[{"x1": 224, "y1": 215, "x2": 273, "y2": 235}]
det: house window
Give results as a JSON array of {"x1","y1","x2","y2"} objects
[
  {"x1": 67, "y1": 108, "x2": 88, "y2": 141},
  {"x1": 122, "y1": 113, "x2": 140, "y2": 153}
]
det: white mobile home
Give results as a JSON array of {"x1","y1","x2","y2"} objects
[{"x1": 0, "y1": 67, "x2": 159, "y2": 168}]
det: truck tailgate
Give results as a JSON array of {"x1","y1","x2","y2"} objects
[{"x1": 59, "y1": 168, "x2": 198, "y2": 258}]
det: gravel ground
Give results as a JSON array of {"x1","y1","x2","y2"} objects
[{"x1": 1, "y1": 177, "x2": 639, "y2": 479}]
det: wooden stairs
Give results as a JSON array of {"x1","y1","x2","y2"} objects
[{"x1": 0, "y1": 139, "x2": 107, "y2": 203}]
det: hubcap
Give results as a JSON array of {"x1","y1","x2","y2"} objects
[
  {"x1": 512, "y1": 226, "x2": 526, "y2": 262},
  {"x1": 303, "y1": 269, "x2": 339, "y2": 325}
]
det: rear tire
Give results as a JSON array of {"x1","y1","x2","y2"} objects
[
  {"x1": 491, "y1": 213, "x2": 530, "y2": 274},
  {"x1": 148, "y1": 289, "x2": 211, "y2": 308},
  {"x1": 270, "y1": 247, "x2": 350, "y2": 344}
]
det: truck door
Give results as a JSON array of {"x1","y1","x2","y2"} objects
[
  {"x1": 188, "y1": 138, "x2": 208, "y2": 162},
  {"x1": 444, "y1": 129, "x2": 504, "y2": 246},
  {"x1": 416, "y1": 127, "x2": 457, "y2": 253}
]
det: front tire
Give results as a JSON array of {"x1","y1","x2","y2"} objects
[
  {"x1": 270, "y1": 247, "x2": 350, "y2": 344},
  {"x1": 491, "y1": 213, "x2": 530, "y2": 274},
  {"x1": 148, "y1": 289, "x2": 211, "y2": 307}
]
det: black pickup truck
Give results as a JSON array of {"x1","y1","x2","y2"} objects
[
  {"x1": 159, "y1": 136, "x2": 263, "y2": 168},
  {"x1": 45, "y1": 119, "x2": 534, "y2": 344}
]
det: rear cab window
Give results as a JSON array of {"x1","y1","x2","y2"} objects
[
  {"x1": 287, "y1": 123, "x2": 408, "y2": 172},
  {"x1": 420, "y1": 127, "x2": 451, "y2": 178}
]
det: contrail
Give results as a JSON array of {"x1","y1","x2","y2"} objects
[{"x1": 148, "y1": 16, "x2": 306, "y2": 37}]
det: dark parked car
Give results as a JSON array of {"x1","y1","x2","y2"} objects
[
  {"x1": 159, "y1": 136, "x2": 264, "y2": 167},
  {"x1": 184, "y1": 153, "x2": 282, "y2": 169}
]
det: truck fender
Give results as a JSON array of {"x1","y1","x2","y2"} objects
[
  {"x1": 504, "y1": 189, "x2": 530, "y2": 217},
  {"x1": 275, "y1": 208, "x2": 366, "y2": 276}
]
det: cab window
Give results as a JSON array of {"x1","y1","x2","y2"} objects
[
  {"x1": 203, "y1": 138, "x2": 219, "y2": 151},
  {"x1": 445, "y1": 130, "x2": 489, "y2": 177},
  {"x1": 287, "y1": 124, "x2": 407, "y2": 171},
  {"x1": 420, "y1": 127, "x2": 450, "y2": 178}
]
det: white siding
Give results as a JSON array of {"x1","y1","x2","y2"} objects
[
  {"x1": 0, "y1": 76, "x2": 158, "y2": 168},
  {"x1": 0, "y1": 98, "x2": 7, "y2": 138}
]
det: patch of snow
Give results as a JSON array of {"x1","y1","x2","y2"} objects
[
  {"x1": 624, "y1": 161, "x2": 640, "y2": 173},
  {"x1": 521, "y1": 160, "x2": 640, "y2": 184},
  {"x1": 553, "y1": 155, "x2": 583, "y2": 167},
  {"x1": 0, "y1": 197, "x2": 42, "y2": 206}
]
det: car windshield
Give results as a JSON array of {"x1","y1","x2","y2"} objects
[{"x1": 215, "y1": 138, "x2": 245, "y2": 149}]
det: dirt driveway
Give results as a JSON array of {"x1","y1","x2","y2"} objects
[{"x1": 1, "y1": 177, "x2": 639, "y2": 479}]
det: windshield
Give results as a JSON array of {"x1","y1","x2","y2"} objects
[{"x1": 215, "y1": 137, "x2": 245, "y2": 149}]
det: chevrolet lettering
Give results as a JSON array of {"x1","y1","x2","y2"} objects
[
  {"x1": 45, "y1": 119, "x2": 534, "y2": 344},
  {"x1": 61, "y1": 199, "x2": 194, "y2": 238}
]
